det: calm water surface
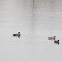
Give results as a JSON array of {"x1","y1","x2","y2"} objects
[{"x1": 0, "y1": 0, "x2": 62, "y2": 62}]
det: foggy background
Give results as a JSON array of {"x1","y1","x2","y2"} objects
[{"x1": 0, "y1": 0, "x2": 62, "y2": 62}]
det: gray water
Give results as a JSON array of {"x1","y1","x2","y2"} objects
[{"x1": 0, "y1": 0, "x2": 62, "y2": 62}]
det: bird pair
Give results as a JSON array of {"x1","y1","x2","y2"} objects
[{"x1": 48, "y1": 36, "x2": 59, "y2": 45}]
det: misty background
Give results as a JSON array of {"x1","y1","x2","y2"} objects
[{"x1": 0, "y1": 0, "x2": 62, "y2": 62}]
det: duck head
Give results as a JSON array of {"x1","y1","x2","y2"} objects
[
  {"x1": 54, "y1": 36, "x2": 56, "y2": 37},
  {"x1": 18, "y1": 32, "x2": 20, "y2": 34}
]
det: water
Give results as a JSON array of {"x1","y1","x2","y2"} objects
[{"x1": 0, "y1": 0, "x2": 62, "y2": 62}]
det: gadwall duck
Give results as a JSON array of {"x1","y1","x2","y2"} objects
[
  {"x1": 48, "y1": 36, "x2": 56, "y2": 40},
  {"x1": 13, "y1": 32, "x2": 21, "y2": 37}
]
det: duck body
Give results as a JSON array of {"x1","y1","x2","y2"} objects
[{"x1": 13, "y1": 32, "x2": 21, "y2": 37}]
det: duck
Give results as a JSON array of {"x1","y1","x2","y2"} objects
[
  {"x1": 13, "y1": 32, "x2": 21, "y2": 37},
  {"x1": 54, "y1": 40, "x2": 59, "y2": 45},
  {"x1": 48, "y1": 36, "x2": 56, "y2": 40}
]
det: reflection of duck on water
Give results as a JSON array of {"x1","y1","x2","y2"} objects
[{"x1": 13, "y1": 32, "x2": 21, "y2": 37}]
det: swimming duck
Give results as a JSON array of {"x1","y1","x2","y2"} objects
[
  {"x1": 48, "y1": 36, "x2": 56, "y2": 40},
  {"x1": 13, "y1": 32, "x2": 21, "y2": 37},
  {"x1": 54, "y1": 40, "x2": 59, "y2": 45}
]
